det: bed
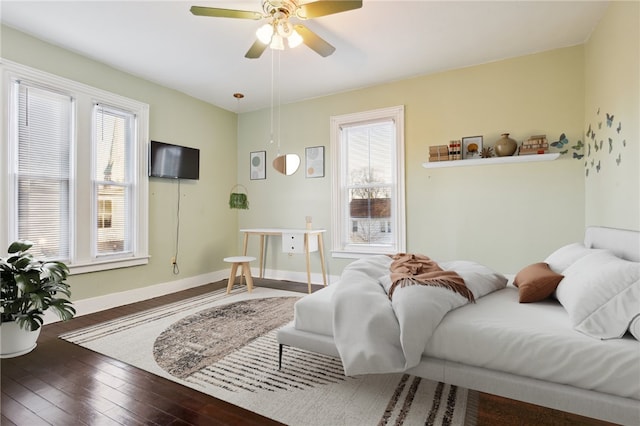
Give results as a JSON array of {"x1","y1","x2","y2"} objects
[{"x1": 277, "y1": 226, "x2": 640, "y2": 425}]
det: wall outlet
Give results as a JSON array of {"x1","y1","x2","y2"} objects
[{"x1": 170, "y1": 256, "x2": 176, "y2": 265}]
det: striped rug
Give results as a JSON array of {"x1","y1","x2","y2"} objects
[{"x1": 60, "y1": 287, "x2": 477, "y2": 425}]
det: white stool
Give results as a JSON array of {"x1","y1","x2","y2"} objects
[{"x1": 223, "y1": 256, "x2": 256, "y2": 294}]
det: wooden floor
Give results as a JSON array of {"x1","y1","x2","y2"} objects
[{"x1": 1, "y1": 279, "x2": 614, "y2": 426}]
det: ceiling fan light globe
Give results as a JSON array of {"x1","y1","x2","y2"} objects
[
  {"x1": 288, "y1": 30, "x2": 303, "y2": 48},
  {"x1": 276, "y1": 19, "x2": 294, "y2": 37},
  {"x1": 256, "y1": 23, "x2": 274, "y2": 44},
  {"x1": 270, "y1": 34, "x2": 285, "y2": 50}
]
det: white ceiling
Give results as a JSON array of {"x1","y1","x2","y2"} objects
[{"x1": 1, "y1": 1, "x2": 608, "y2": 113}]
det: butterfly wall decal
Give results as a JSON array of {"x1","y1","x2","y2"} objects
[
  {"x1": 606, "y1": 113, "x2": 614, "y2": 127},
  {"x1": 623, "y1": 139, "x2": 627, "y2": 147},
  {"x1": 598, "y1": 122, "x2": 602, "y2": 129},
  {"x1": 616, "y1": 154, "x2": 622, "y2": 166},
  {"x1": 596, "y1": 161, "x2": 601, "y2": 173},
  {"x1": 559, "y1": 149, "x2": 568, "y2": 155},
  {"x1": 588, "y1": 144, "x2": 591, "y2": 156},
  {"x1": 608, "y1": 138, "x2": 613, "y2": 153},
  {"x1": 572, "y1": 140, "x2": 583, "y2": 150},
  {"x1": 591, "y1": 131, "x2": 596, "y2": 141},
  {"x1": 617, "y1": 122, "x2": 622, "y2": 134},
  {"x1": 586, "y1": 124, "x2": 592, "y2": 137},
  {"x1": 599, "y1": 140, "x2": 603, "y2": 149},
  {"x1": 551, "y1": 133, "x2": 568, "y2": 149},
  {"x1": 573, "y1": 152, "x2": 584, "y2": 159},
  {"x1": 594, "y1": 141, "x2": 599, "y2": 152}
]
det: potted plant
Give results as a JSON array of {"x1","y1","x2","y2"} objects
[{"x1": 1, "y1": 240, "x2": 75, "y2": 358}]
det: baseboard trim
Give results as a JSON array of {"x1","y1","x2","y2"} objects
[
  {"x1": 44, "y1": 267, "x2": 339, "y2": 325},
  {"x1": 256, "y1": 267, "x2": 338, "y2": 287},
  {"x1": 43, "y1": 270, "x2": 228, "y2": 325}
]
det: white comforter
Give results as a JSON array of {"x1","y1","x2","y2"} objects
[{"x1": 331, "y1": 255, "x2": 507, "y2": 376}]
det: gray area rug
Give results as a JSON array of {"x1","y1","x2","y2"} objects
[{"x1": 60, "y1": 287, "x2": 477, "y2": 425}]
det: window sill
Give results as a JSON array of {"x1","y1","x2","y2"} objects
[
  {"x1": 69, "y1": 255, "x2": 150, "y2": 275},
  {"x1": 331, "y1": 250, "x2": 394, "y2": 259}
]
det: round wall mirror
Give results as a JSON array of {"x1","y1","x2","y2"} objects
[{"x1": 273, "y1": 154, "x2": 301, "y2": 175}]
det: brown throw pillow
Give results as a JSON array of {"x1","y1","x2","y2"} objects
[{"x1": 513, "y1": 262, "x2": 564, "y2": 303}]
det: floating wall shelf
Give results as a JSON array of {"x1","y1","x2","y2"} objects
[{"x1": 422, "y1": 153, "x2": 560, "y2": 169}]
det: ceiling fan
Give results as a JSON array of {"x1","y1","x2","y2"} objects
[{"x1": 190, "y1": 0, "x2": 362, "y2": 58}]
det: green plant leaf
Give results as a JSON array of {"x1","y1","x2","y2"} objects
[
  {"x1": 2, "y1": 240, "x2": 75, "y2": 330},
  {"x1": 8, "y1": 240, "x2": 33, "y2": 254},
  {"x1": 15, "y1": 314, "x2": 43, "y2": 331}
]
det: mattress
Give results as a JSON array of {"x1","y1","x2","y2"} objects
[
  {"x1": 294, "y1": 283, "x2": 336, "y2": 336},
  {"x1": 292, "y1": 283, "x2": 640, "y2": 400},
  {"x1": 424, "y1": 285, "x2": 640, "y2": 400}
]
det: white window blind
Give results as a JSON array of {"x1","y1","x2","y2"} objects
[
  {"x1": 93, "y1": 104, "x2": 135, "y2": 256},
  {"x1": 343, "y1": 120, "x2": 394, "y2": 247},
  {"x1": 15, "y1": 82, "x2": 72, "y2": 260}
]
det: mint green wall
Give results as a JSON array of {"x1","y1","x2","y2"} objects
[
  {"x1": 238, "y1": 47, "x2": 586, "y2": 275},
  {"x1": 1, "y1": 26, "x2": 239, "y2": 301},
  {"x1": 584, "y1": 1, "x2": 640, "y2": 230}
]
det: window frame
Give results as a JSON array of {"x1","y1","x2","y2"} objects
[
  {"x1": 1, "y1": 60, "x2": 149, "y2": 274},
  {"x1": 92, "y1": 103, "x2": 136, "y2": 259},
  {"x1": 330, "y1": 105, "x2": 406, "y2": 258}
]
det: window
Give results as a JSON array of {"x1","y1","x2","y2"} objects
[
  {"x1": 13, "y1": 83, "x2": 73, "y2": 260},
  {"x1": 1, "y1": 60, "x2": 149, "y2": 273},
  {"x1": 330, "y1": 106, "x2": 406, "y2": 257},
  {"x1": 93, "y1": 105, "x2": 134, "y2": 256}
]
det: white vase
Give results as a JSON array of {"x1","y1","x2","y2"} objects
[{"x1": 0, "y1": 321, "x2": 41, "y2": 358}]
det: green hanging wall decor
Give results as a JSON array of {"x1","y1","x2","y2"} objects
[{"x1": 229, "y1": 184, "x2": 249, "y2": 209}]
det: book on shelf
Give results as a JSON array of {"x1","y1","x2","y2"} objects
[
  {"x1": 519, "y1": 134, "x2": 549, "y2": 155},
  {"x1": 448, "y1": 140, "x2": 462, "y2": 160},
  {"x1": 429, "y1": 145, "x2": 449, "y2": 154},
  {"x1": 429, "y1": 144, "x2": 450, "y2": 161},
  {"x1": 519, "y1": 147, "x2": 548, "y2": 155},
  {"x1": 522, "y1": 135, "x2": 548, "y2": 149}
]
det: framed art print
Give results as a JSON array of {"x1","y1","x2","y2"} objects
[
  {"x1": 250, "y1": 151, "x2": 266, "y2": 180},
  {"x1": 462, "y1": 136, "x2": 483, "y2": 159},
  {"x1": 305, "y1": 146, "x2": 324, "y2": 178}
]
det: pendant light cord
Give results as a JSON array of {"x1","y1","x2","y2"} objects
[
  {"x1": 277, "y1": 50, "x2": 282, "y2": 156},
  {"x1": 269, "y1": 49, "x2": 283, "y2": 155},
  {"x1": 270, "y1": 49, "x2": 275, "y2": 147}
]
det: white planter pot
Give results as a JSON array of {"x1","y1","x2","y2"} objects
[{"x1": 0, "y1": 321, "x2": 41, "y2": 358}]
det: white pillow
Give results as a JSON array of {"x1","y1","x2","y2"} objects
[
  {"x1": 629, "y1": 315, "x2": 640, "y2": 341},
  {"x1": 440, "y1": 260, "x2": 508, "y2": 299},
  {"x1": 544, "y1": 243, "x2": 605, "y2": 274},
  {"x1": 556, "y1": 250, "x2": 640, "y2": 339}
]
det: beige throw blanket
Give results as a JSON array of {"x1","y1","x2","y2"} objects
[{"x1": 388, "y1": 253, "x2": 475, "y2": 302}]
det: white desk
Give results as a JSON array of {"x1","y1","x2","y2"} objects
[{"x1": 240, "y1": 228, "x2": 327, "y2": 293}]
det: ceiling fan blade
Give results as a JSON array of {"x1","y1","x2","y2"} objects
[
  {"x1": 190, "y1": 6, "x2": 263, "y2": 20},
  {"x1": 245, "y1": 40, "x2": 269, "y2": 59},
  {"x1": 297, "y1": 1, "x2": 362, "y2": 19},
  {"x1": 294, "y1": 24, "x2": 336, "y2": 57}
]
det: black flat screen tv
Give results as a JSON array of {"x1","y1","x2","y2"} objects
[{"x1": 149, "y1": 140, "x2": 200, "y2": 180}]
